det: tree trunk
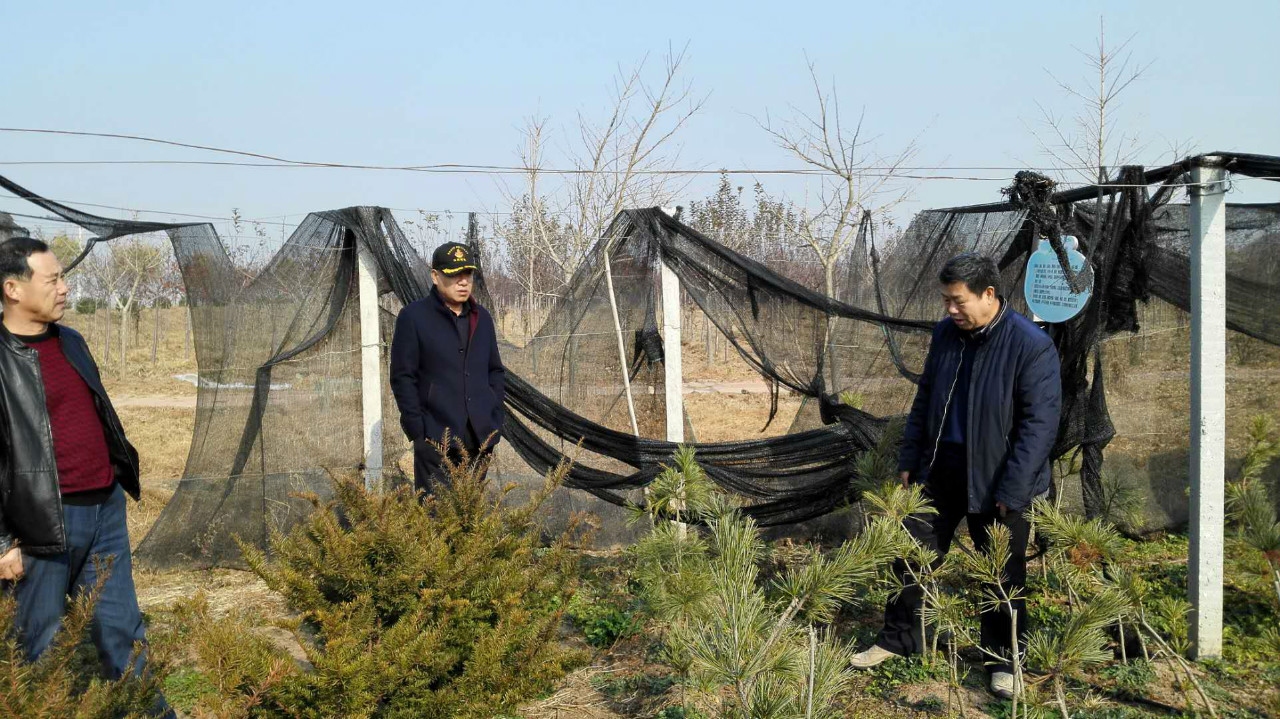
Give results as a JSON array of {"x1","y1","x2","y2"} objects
[
  {"x1": 805, "y1": 625, "x2": 817, "y2": 719},
  {"x1": 822, "y1": 262, "x2": 839, "y2": 393},
  {"x1": 152, "y1": 307, "x2": 160, "y2": 365},
  {"x1": 705, "y1": 310, "x2": 712, "y2": 369},
  {"x1": 1054, "y1": 676, "x2": 1070, "y2": 719},
  {"x1": 102, "y1": 309, "x2": 110, "y2": 362},
  {"x1": 119, "y1": 305, "x2": 128, "y2": 372},
  {"x1": 1010, "y1": 601, "x2": 1022, "y2": 719},
  {"x1": 526, "y1": 245, "x2": 535, "y2": 342}
]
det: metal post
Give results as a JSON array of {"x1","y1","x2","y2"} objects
[
  {"x1": 1188, "y1": 156, "x2": 1227, "y2": 659},
  {"x1": 357, "y1": 240, "x2": 384, "y2": 492}
]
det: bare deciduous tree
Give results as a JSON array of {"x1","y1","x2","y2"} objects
[
  {"x1": 1029, "y1": 18, "x2": 1153, "y2": 187},
  {"x1": 566, "y1": 45, "x2": 705, "y2": 262},
  {"x1": 494, "y1": 46, "x2": 705, "y2": 344},
  {"x1": 500, "y1": 46, "x2": 706, "y2": 298},
  {"x1": 499, "y1": 115, "x2": 562, "y2": 338},
  {"x1": 760, "y1": 60, "x2": 919, "y2": 302},
  {"x1": 759, "y1": 60, "x2": 919, "y2": 391},
  {"x1": 108, "y1": 236, "x2": 168, "y2": 370}
]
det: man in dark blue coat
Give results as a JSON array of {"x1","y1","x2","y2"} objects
[
  {"x1": 389, "y1": 242, "x2": 506, "y2": 494},
  {"x1": 851, "y1": 253, "x2": 1062, "y2": 699}
]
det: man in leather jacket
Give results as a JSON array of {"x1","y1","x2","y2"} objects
[
  {"x1": 850, "y1": 253, "x2": 1062, "y2": 700},
  {"x1": 0, "y1": 237, "x2": 173, "y2": 716}
]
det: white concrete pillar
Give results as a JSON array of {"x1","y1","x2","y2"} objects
[
  {"x1": 658, "y1": 209, "x2": 688, "y2": 536},
  {"x1": 1188, "y1": 157, "x2": 1228, "y2": 660},
  {"x1": 357, "y1": 241, "x2": 384, "y2": 492},
  {"x1": 658, "y1": 209, "x2": 685, "y2": 443},
  {"x1": 660, "y1": 260, "x2": 685, "y2": 443}
]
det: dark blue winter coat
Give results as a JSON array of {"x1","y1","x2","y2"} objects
[
  {"x1": 389, "y1": 288, "x2": 506, "y2": 449},
  {"x1": 897, "y1": 302, "x2": 1062, "y2": 513}
]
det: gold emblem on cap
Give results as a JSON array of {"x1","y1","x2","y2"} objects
[{"x1": 451, "y1": 247, "x2": 467, "y2": 261}]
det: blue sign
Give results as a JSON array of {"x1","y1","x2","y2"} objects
[{"x1": 1024, "y1": 236, "x2": 1092, "y2": 323}]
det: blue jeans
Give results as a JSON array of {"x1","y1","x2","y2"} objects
[{"x1": 10, "y1": 483, "x2": 174, "y2": 717}]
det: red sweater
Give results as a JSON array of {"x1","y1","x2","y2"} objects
[{"x1": 18, "y1": 332, "x2": 114, "y2": 495}]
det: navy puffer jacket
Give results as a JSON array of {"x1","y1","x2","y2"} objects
[{"x1": 897, "y1": 302, "x2": 1062, "y2": 513}]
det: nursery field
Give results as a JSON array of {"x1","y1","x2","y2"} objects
[{"x1": 17, "y1": 306, "x2": 1280, "y2": 718}]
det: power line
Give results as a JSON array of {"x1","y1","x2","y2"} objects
[
  {"x1": 0, "y1": 126, "x2": 1210, "y2": 177},
  {"x1": 0, "y1": 195, "x2": 240, "y2": 223},
  {"x1": 0, "y1": 158, "x2": 1014, "y2": 179},
  {"x1": 5, "y1": 174, "x2": 1271, "y2": 231},
  {"x1": 3, "y1": 126, "x2": 1274, "y2": 231},
  {"x1": 6, "y1": 159, "x2": 1274, "y2": 190}
]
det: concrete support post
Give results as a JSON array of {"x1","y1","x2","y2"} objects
[
  {"x1": 660, "y1": 260, "x2": 684, "y2": 443},
  {"x1": 659, "y1": 208, "x2": 687, "y2": 536},
  {"x1": 357, "y1": 241, "x2": 384, "y2": 492},
  {"x1": 1188, "y1": 157, "x2": 1228, "y2": 660},
  {"x1": 658, "y1": 209, "x2": 685, "y2": 444}
]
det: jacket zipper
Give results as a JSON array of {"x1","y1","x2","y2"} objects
[
  {"x1": 920, "y1": 303, "x2": 1009, "y2": 500},
  {"x1": 927, "y1": 335, "x2": 966, "y2": 473}
]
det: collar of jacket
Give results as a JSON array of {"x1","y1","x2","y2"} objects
[
  {"x1": 0, "y1": 314, "x2": 60, "y2": 355},
  {"x1": 429, "y1": 286, "x2": 476, "y2": 316},
  {"x1": 429, "y1": 287, "x2": 481, "y2": 343},
  {"x1": 967, "y1": 296, "x2": 1010, "y2": 344}
]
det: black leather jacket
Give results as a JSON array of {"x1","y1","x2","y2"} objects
[{"x1": 0, "y1": 321, "x2": 140, "y2": 555}]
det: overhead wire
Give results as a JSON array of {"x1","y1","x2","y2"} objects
[
  {"x1": 5, "y1": 126, "x2": 1267, "y2": 182},
  {"x1": 2, "y1": 126, "x2": 1275, "y2": 231},
  {"x1": 7, "y1": 157, "x2": 1277, "y2": 187}
]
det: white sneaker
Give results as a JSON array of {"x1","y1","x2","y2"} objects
[
  {"x1": 849, "y1": 645, "x2": 900, "y2": 669},
  {"x1": 990, "y1": 671, "x2": 1017, "y2": 699}
]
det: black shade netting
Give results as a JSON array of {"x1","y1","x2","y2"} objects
[{"x1": 0, "y1": 151, "x2": 1276, "y2": 568}]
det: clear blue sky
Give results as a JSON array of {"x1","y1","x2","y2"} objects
[{"x1": 4, "y1": 0, "x2": 1278, "y2": 238}]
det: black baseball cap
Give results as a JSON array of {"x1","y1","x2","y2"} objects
[{"x1": 431, "y1": 242, "x2": 478, "y2": 275}]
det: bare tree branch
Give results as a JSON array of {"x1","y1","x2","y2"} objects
[
  {"x1": 1030, "y1": 17, "x2": 1153, "y2": 185},
  {"x1": 757, "y1": 59, "x2": 919, "y2": 301}
]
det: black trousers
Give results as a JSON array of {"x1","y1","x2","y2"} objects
[
  {"x1": 413, "y1": 423, "x2": 491, "y2": 495},
  {"x1": 876, "y1": 445, "x2": 1030, "y2": 673}
]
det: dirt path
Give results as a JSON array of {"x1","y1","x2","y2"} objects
[{"x1": 113, "y1": 395, "x2": 199, "y2": 409}]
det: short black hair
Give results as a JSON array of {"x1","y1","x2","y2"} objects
[
  {"x1": 0, "y1": 236, "x2": 50, "y2": 284},
  {"x1": 939, "y1": 252, "x2": 1000, "y2": 297}
]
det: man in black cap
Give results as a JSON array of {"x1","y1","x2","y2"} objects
[{"x1": 389, "y1": 242, "x2": 506, "y2": 493}]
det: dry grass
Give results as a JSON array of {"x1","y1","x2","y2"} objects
[
  {"x1": 517, "y1": 665, "x2": 630, "y2": 719},
  {"x1": 134, "y1": 567, "x2": 286, "y2": 622},
  {"x1": 117, "y1": 406, "x2": 195, "y2": 481},
  {"x1": 60, "y1": 307, "x2": 199, "y2": 399},
  {"x1": 685, "y1": 392, "x2": 804, "y2": 442},
  {"x1": 679, "y1": 314, "x2": 764, "y2": 385}
]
